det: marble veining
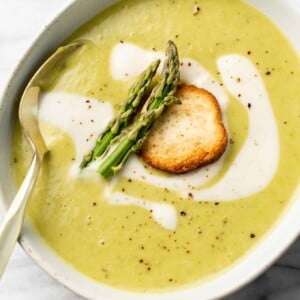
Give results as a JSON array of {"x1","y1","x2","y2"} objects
[{"x1": 0, "y1": 1, "x2": 299, "y2": 299}]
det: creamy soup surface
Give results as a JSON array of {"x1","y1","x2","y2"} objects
[{"x1": 12, "y1": 0, "x2": 300, "y2": 292}]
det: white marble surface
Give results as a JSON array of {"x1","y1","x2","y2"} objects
[{"x1": 0, "y1": 1, "x2": 299, "y2": 299}]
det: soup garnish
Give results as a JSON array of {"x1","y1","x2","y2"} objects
[{"x1": 85, "y1": 40, "x2": 181, "y2": 177}]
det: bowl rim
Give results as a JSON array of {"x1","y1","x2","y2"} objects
[{"x1": 0, "y1": 0, "x2": 299, "y2": 299}]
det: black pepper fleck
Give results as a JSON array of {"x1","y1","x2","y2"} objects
[{"x1": 193, "y1": 5, "x2": 201, "y2": 15}]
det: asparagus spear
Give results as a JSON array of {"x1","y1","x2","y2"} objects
[
  {"x1": 98, "y1": 40, "x2": 180, "y2": 178},
  {"x1": 80, "y1": 59, "x2": 161, "y2": 168}
]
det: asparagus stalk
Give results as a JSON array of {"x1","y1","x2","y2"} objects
[
  {"x1": 98, "y1": 40, "x2": 180, "y2": 178},
  {"x1": 80, "y1": 59, "x2": 161, "y2": 168}
]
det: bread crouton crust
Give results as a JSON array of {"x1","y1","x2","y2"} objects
[{"x1": 139, "y1": 84, "x2": 228, "y2": 173}]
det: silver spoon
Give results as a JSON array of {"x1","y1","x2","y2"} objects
[{"x1": 0, "y1": 41, "x2": 84, "y2": 277}]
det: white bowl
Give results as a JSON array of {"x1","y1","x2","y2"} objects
[{"x1": 0, "y1": 0, "x2": 299, "y2": 299}]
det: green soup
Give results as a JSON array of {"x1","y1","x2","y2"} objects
[{"x1": 12, "y1": 0, "x2": 300, "y2": 292}]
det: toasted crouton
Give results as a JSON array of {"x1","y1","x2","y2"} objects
[{"x1": 139, "y1": 84, "x2": 228, "y2": 173}]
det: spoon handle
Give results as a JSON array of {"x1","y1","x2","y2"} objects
[{"x1": 0, "y1": 153, "x2": 41, "y2": 278}]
